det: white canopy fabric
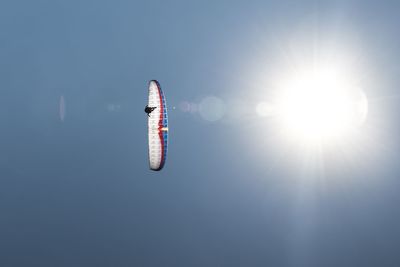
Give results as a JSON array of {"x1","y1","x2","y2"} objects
[{"x1": 147, "y1": 80, "x2": 168, "y2": 171}]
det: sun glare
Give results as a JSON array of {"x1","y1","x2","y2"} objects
[{"x1": 275, "y1": 68, "x2": 368, "y2": 144}]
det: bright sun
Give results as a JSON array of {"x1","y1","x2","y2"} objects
[{"x1": 273, "y1": 68, "x2": 368, "y2": 144}]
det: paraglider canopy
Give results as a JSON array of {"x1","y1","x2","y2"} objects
[{"x1": 147, "y1": 80, "x2": 168, "y2": 171}]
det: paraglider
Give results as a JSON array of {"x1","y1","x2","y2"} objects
[
  {"x1": 144, "y1": 105, "x2": 157, "y2": 117},
  {"x1": 146, "y1": 80, "x2": 168, "y2": 171}
]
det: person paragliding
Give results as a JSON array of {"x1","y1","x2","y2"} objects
[{"x1": 144, "y1": 105, "x2": 157, "y2": 117}]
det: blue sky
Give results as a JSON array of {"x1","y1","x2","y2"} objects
[{"x1": 1, "y1": 0, "x2": 400, "y2": 266}]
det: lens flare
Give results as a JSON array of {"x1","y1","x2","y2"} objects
[{"x1": 275, "y1": 69, "x2": 368, "y2": 143}]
